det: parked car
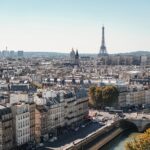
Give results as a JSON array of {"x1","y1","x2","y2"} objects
[
  {"x1": 54, "y1": 137, "x2": 57, "y2": 140},
  {"x1": 74, "y1": 127, "x2": 79, "y2": 131},
  {"x1": 81, "y1": 124, "x2": 85, "y2": 128},
  {"x1": 37, "y1": 143, "x2": 44, "y2": 147},
  {"x1": 49, "y1": 136, "x2": 57, "y2": 142},
  {"x1": 49, "y1": 138, "x2": 54, "y2": 142},
  {"x1": 100, "y1": 122, "x2": 105, "y2": 126}
]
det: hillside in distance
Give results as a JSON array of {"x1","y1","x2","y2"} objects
[
  {"x1": 117, "y1": 51, "x2": 150, "y2": 56},
  {"x1": 21, "y1": 50, "x2": 150, "y2": 58}
]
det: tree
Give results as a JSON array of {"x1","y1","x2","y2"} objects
[
  {"x1": 95, "y1": 87, "x2": 103, "y2": 107},
  {"x1": 126, "y1": 128, "x2": 150, "y2": 150},
  {"x1": 89, "y1": 86, "x2": 96, "y2": 106},
  {"x1": 102, "y1": 86, "x2": 119, "y2": 106},
  {"x1": 89, "y1": 85, "x2": 119, "y2": 108}
]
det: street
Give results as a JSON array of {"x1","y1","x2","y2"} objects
[
  {"x1": 38, "y1": 109, "x2": 150, "y2": 150},
  {"x1": 39, "y1": 121, "x2": 103, "y2": 149}
]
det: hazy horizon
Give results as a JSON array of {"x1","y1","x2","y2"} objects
[
  {"x1": 2, "y1": 50, "x2": 149, "y2": 55},
  {"x1": 0, "y1": 0, "x2": 150, "y2": 54}
]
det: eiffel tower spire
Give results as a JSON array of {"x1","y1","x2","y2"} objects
[{"x1": 98, "y1": 26, "x2": 108, "y2": 56}]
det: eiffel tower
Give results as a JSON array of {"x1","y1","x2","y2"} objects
[{"x1": 98, "y1": 26, "x2": 108, "y2": 57}]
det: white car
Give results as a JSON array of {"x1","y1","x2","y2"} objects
[
  {"x1": 75, "y1": 127, "x2": 79, "y2": 131},
  {"x1": 38, "y1": 143, "x2": 44, "y2": 147},
  {"x1": 49, "y1": 138, "x2": 55, "y2": 142},
  {"x1": 81, "y1": 124, "x2": 85, "y2": 128},
  {"x1": 53, "y1": 137, "x2": 57, "y2": 140}
]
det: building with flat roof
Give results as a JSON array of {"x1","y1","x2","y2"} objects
[{"x1": 18, "y1": 50, "x2": 24, "y2": 58}]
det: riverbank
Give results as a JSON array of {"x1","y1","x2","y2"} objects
[
  {"x1": 65, "y1": 122, "x2": 125, "y2": 150},
  {"x1": 88, "y1": 128, "x2": 124, "y2": 150},
  {"x1": 101, "y1": 131, "x2": 140, "y2": 150}
]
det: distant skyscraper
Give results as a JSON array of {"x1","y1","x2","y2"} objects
[
  {"x1": 10, "y1": 50, "x2": 15, "y2": 58},
  {"x1": 2, "y1": 46, "x2": 9, "y2": 58},
  {"x1": 18, "y1": 50, "x2": 24, "y2": 58},
  {"x1": 98, "y1": 26, "x2": 108, "y2": 57}
]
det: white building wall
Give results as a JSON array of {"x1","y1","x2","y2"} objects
[
  {"x1": 15, "y1": 104, "x2": 30, "y2": 146},
  {"x1": 10, "y1": 93, "x2": 28, "y2": 104},
  {"x1": 125, "y1": 90, "x2": 146, "y2": 106}
]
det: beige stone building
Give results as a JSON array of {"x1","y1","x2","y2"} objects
[
  {"x1": 118, "y1": 89, "x2": 150, "y2": 107},
  {"x1": 11, "y1": 102, "x2": 30, "y2": 147},
  {"x1": 64, "y1": 92, "x2": 88, "y2": 126},
  {"x1": 34, "y1": 88, "x2": 89, "y2": 143},
  {"x1": 118, "y1": 92, "x2": 127, "y2": 107},
  {"x1": 9, "y1": 92, "x2": 28, "y2": 104},
  {"x1": 47, "y1": 99, "x2": 65, "y2": 135},
  {"x1": 35, "y1": 105, "x2": 48, "y2": 143},
  {"x1": 29, "y1": 102, "x2": 36, "y2": 142},
  {"x1": 126, "y1": 90, "x2": 145, "y2": 106},
  {"x1": 0, "y1": 105, "x2": 13, "y2": 150}
]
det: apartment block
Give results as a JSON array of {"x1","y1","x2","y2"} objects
[
  {"x1": 11, "y1": 102, "x2": 30, "y2": 147},
  {"x1": 0, "y1": 105, "x2": 13, "y2": 150},
  {"x1": 35, "y1": 105, "x2": 48, "y2": 143}
]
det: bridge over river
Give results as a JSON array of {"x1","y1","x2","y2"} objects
[
  {"x1": 65, "y1": 113, "x2": 150, "y2": 150},
  {"x1": 122, "y1": 113, "x2": 150, "y2": 132},
  {"x1": 41, "y1": 112, "x2": 150, "y2": 150}
]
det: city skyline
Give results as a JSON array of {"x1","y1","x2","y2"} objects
[{"x1": 0, "y1": 0, "x2": 150, "y2": 53}]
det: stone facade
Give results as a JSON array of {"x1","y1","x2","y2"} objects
[
  {"x1": 0, "y1": 105, "x2": 13, "y2": 150},
  {"x1": 11, "y1": 103, "x2": 30, "y2": 146},
  {"x1": 35, "y1": 105, "x2": 48, "y2": 143}
]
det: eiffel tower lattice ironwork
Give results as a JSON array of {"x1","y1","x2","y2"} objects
[{"x1": 98, "y1": 26, "x2": 108, "y2": 56}]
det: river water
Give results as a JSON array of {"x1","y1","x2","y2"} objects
[{"x1": 101, "y1": 130, "x2": 140, "y2": 150}]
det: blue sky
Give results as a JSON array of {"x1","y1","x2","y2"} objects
[{"x1": 0, "y1": 0, "x2": 150, "y2": 53}]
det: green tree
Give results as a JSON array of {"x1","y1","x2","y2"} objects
[
  {"x1": 126, "y1": 128, "x2": 150, "y2": 150},
  {"x1": 95, "y1": 87, "x2": 103, "y2": 107},
  {"x1": 89, "y1": 85, "x2": 119, "y2": 108},
  {"x1": 102, "y1": 86, "x2": 119, "y2": 106},
  {"x1": 89, "y1": 86, "x2": 96, "y2": 106}
]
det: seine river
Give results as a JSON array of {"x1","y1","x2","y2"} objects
[{"x1": 101, "y1": 130, "x2": 140, "y2": 150}]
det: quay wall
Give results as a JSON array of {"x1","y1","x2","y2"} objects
[
  {"x1": 65, "y1": 118, "x2": 150, "y2": 150},
  {"x1": 88, "y1": 128, "x2": 123, "y2": 150},
  {"x1": 66, "y1": 122, "x2": 124, "y2": 150}
]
